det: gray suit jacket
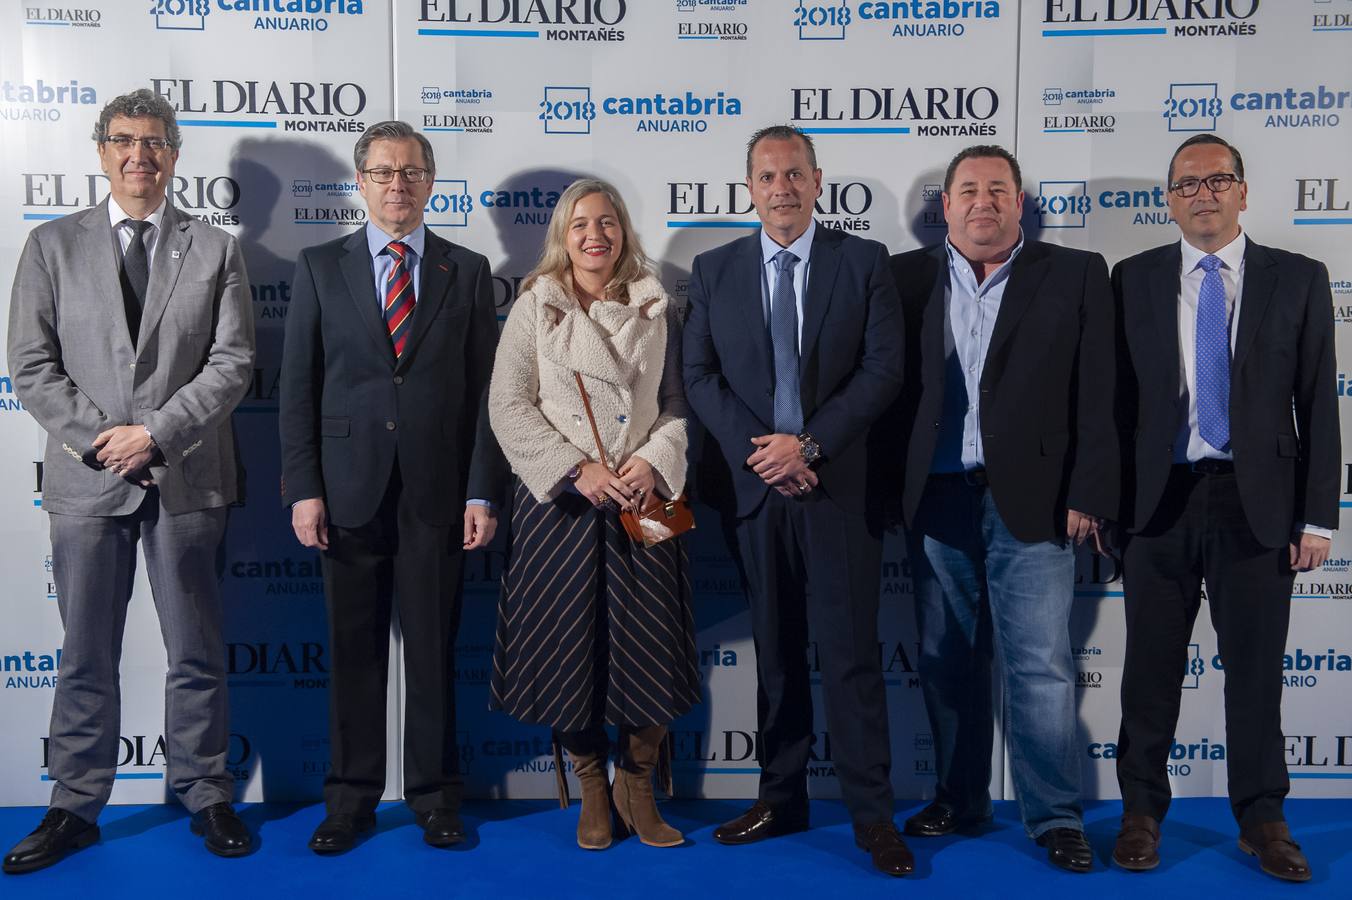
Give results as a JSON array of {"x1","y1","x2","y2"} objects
[{"x1": 8, "y1": 198, "x2": 256, "y2": 516}]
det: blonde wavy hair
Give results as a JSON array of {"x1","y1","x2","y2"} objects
[{"x1": 522, "y1": 178, "x2": 652, "y2": 299}]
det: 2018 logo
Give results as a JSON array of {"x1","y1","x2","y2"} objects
[
  {"x1": 539, "y1": 86, "x2": 595, "y2": 134},
  {"x1": 1164, "y1": 83, "x2": 1222, "y2": 132},
  {"x1": 795, "y1": 1, "x2": 851, "y2": 39},
  {"x1": 426, "y1": 179, "x2": 473, "y2": 227}
]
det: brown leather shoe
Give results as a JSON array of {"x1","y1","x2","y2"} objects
[
  {"x1": 1112, "y1": 814, "x2": 1160, "y2": 871},
  {"x1": 854, "y1": 822, "x2": 915, "y2": 876},
  {"x1": 903, "y1": 801, "x2": 990, "y2": 837},
  {"x1": 1238, "y1": 821, "x2": 1311, "y2": 883},
  {"x1": 712, "y1": 801, "x2": 808, "y2": 845}
]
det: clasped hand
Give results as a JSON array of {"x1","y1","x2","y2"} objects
[
  {"x1": 93, "y1": 425, "x2": 156, "y2": 486},
  {"x1": 574, "y1": 456, "x2": 656, "y2": 510},
  {"x1": 747, "y1": 434, "x2": 816, "y2": 498}
]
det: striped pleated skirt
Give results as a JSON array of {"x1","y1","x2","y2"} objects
[{"x1": 490, "y1": 481, "x2": 701, "y2": 731}]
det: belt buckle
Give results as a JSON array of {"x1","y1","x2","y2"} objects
[{"x1": 962, "y1": 468, "x2": 988, "y2": 487}]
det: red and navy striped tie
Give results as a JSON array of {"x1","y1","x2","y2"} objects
[{"x1": 384, "y1": 240, "x2": 415, "y2": 358}]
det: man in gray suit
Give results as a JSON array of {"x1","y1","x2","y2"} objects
[{"x1": 3, "y1": 89, "x2": 256, "y2": 874}]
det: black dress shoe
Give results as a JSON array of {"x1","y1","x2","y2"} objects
[
  {"x1": 3, "y1": 808, "x2": 99, "y2": 875},
  {"x1": 190, "y1": 803, "x2": 252, "y2": 858},
  {"x1": 903, "y1": 801, "x2": 989, "y2": 837},
  {"x1": 712, "y1": 801, "x2": 809, "y2": 845},
  {"x1": 1036, "y1": 827, "x2": 1093, "y2": 873},
  {"x1": 308, "y1": 813, "x2": 377, "y2": 855},
  {"x1": 417, "y1": 809, "x2": 465, "y2": 847},
  {"x1": 854, "y1": 822, "x2": 915, "y2": 877}
]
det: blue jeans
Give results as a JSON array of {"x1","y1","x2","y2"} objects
[{"x1": 906, "y1": 475, "x2": 1082, "y2": 838}]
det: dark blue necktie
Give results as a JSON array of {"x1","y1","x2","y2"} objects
[
  {"x1": 1195, "y1": 254, "x2": 1230, "y2": 451},
  {"x1": 770, "y1": 249, "x2": 803, "y2": 435}
]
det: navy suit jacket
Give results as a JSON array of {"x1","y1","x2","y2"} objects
[
  {"x1": 683, "y1": 224, "x2": 904, "y2": 521},
  {"x1": 890, "y1": 240, "x2": 1119, "y2": 543},
  {"x1": 1114, "y1": 238, "x2": 1339, "y2": 547},
  {"x1": 279, "y1": 226, "x2": 507, "y2": 529}
]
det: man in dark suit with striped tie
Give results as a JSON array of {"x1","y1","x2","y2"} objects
[{"x1": 280, "y1": 121, "x2": 507, "y2": 854}]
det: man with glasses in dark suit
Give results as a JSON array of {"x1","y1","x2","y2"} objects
[
  {"x1": 281, "y1": 121, "x2": 506, "y2": 854},
  {"x1": 1111, "y1": 134, "x2": 1338, "y2": 883}
]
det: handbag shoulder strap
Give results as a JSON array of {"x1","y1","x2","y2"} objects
[{"x1": 573, "y1": 372, "x2": 611, "y2": 470}]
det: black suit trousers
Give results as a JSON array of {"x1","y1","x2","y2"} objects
[
  {"x1": 733, "y1": 491, "x2": 893, "y2": 826},
  {"x1": 320, "y1": 461, "x2": 466, "y2": 816},
  {"x1": 1117, "y1": 467, "x2": 1293, "y2": 829}
]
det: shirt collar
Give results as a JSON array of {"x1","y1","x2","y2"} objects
[
  {"x1": 1181, "y1": 229, "x2": 1246, "y2": 274},
  {"x1": 943, "y1": 229, "x2": 1025, "y2": 283},
  {"x1": 108, "y1": 195, "x2": 167, "y2": 232},
  {"x1": 366, "y1": 222, "x2": 425, "y2": 261},
  {"x1": 760, "y1": 219, "x2": 817, "y2": 268}
]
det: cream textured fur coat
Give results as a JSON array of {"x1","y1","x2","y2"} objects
[{"x1": 488, "y1": 273, "x2": 688, "y2": 502}]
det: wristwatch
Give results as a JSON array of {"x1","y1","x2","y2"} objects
[
  {"x1": 797, "y1": 432, "x2": 822, "y2": 466},
  {"x1": 566, "y1": 462, "x2": 585, "y2": 481}
]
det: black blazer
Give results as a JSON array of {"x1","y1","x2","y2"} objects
[
  {"x1": 890, "y1": 240, "x2": 1118, "y2": 543},
  {"x1": 1113, "y1": 238, "x2": 1339, "y2": 547},
  {"x1": 683, "y1": 224, "x2": 904, "y2": 520},
  {"x1": 279, "y1": 227, "x2": 508, "y2": 528}
]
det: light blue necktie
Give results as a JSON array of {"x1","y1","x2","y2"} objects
[
  {"x1": 1195, "y1": 254, "x2": 1230, "y2": 451},
  {"x1": 771, "y1": 249, "x2": 803, "y2": 435}
]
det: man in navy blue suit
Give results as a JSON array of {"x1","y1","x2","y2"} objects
[{"x1": 683, "y1": 125, "x2": 909, "y2": 876}]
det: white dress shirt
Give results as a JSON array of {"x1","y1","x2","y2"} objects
[
  {"x1": 107, "y1": 195, "x2": 166, "y2": 266},
  {"x1": 1175, "y1": 231, "x2": 1329, "y2": 540}
]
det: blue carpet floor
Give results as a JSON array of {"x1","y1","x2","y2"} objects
[{"x1": 0, "y1": 798, "x2": 1347, "y2": 898}]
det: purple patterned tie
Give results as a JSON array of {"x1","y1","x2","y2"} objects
[{"x1": 1195, "y1": 254, "x2": 1229, "y2": 451}]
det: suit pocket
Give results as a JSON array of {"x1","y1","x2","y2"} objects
[
  {"x1": 321, "y1": 416, "x2": 350, "y2": 438},
  {"x1": 1041, "y1": 431, "x2": 1070, "y2": 456},
  {"x1": 1277, "y1": 433, "x2": 1299, "y2": 458}
]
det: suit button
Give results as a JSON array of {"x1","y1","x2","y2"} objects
[
  {"x1": 385, "y1": 421, "x2": 396, "y2": 431},
  {"x1": 393, "y1": 376, "x2": 403, "y2": 385},
  {"x1": 932, "y1": 421, "x2": 939, "y2": 430}
]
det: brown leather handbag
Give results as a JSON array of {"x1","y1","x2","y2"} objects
[{"x1": 574, "y1": 372, "x2": 695, "y2": 548}]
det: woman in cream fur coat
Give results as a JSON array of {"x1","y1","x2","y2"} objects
[{"x1": 487, "y1": 179, "x2": 700, "y2": 851}]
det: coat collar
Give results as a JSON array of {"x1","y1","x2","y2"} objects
[
  {"x1": 1233, "y1": 237, "x2": 1276, "y2": 374},
  {"x1": 136, "y1": 203, "x2": 193, "y2": 353},
  {"x1": 339, "y1": 227, "x2": 394, "y2": 366},
  {"x1": 533, "y1": 273, "x2": 669, "y2": 385},
  {"x1": 983, "y1": 238, "x2": 1051, "y2": 374}
]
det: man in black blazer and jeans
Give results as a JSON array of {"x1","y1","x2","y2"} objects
[
  {"x1": 890, "y1": 145, "x2": 1117, "y2": 873},
  {"x1": 1112, "y1": 134, "x2": 1338, "y2": 883},
  {"x1": 280, "y1": 121, "x2": 507, "y2": 853}
]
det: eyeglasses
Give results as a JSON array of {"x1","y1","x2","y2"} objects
[
  {"x1": 361, "y1": 167, "x2": 430, "y2": 184},
  {"x1": 103, "y1": 135, "x2": 173, "y2": 152},
  {"x1": 1168, "y1": 173, "x2": 1241, "y2": 198}
]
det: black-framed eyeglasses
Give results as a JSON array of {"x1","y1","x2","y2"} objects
[
  {"x1": 1168, "y1": 173, "x2": 1241, "y2": 198},
  {"x1": 361, "y1": 167, "x2": 429, "y2": 184},
  {"x1": 103, "y1": 135, "x2": 173, "y2": 152}
]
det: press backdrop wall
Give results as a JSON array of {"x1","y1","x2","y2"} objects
[{"x1": 1, "y1": 0, "x2": 1349, "y2": 806}]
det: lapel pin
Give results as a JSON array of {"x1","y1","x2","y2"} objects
[
  {"x1": 171, "y1": 250, "x2": 182, "y2": 259},
  {"x1": 438, "y1": 263, "x2": 449, "y2": 272}
]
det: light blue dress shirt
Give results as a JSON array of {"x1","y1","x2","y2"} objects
[
  {"x1": 931, "y1": 232, "x2": 1025, "y2": 474},
  {"x1": 365, "y1": 221, "x2": 424, "y2": 309},
  {"x1": 759, "y1": 219, "x2": 816, "y2": 350}
]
